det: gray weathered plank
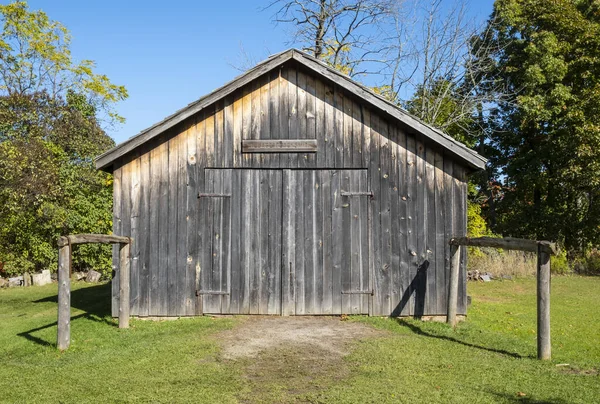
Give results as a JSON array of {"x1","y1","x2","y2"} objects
[
  {"x1": 379, "y1": 120, "x2": 392, "y2": 316},
  {"x1": 138, "y1": 152, "x2": 150, "y2": 317},
  {"x1": 242, "y1": 139, "x2": 317, "y2": 153},
  {"x1": 434, "y1": 151, "x2": 446, "y2": 315},
  {"x1": 111, "y1": 163, "x2": 123, "y2": 317},
  {"x1": 282, "y1": 169, "x2": 296, "y2": 315},
  {"x1": 425, "y1": 145, "x2": 437, "y2": 315}
]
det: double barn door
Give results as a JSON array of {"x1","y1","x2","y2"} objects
[{"x1": 198, "y1": 169, "x2": 370, "y2": 315}]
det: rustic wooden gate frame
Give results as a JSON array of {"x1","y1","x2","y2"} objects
[
  {"x1": 56, "y1": 234, "x2": 132, "y2": 351},
  {"x1": 446, "y1": 236, "x2": 558, "y2": 360}
]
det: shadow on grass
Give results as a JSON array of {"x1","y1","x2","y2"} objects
[
  {"x1": 18, "y1": 282, "x2": 114, "y2": 348},
  {"x1": 487, "y1": 391, "x2": 570, "y2": 403},
  {"x1": 395, "y1": 318, "x2": 531, "y2": 359}
]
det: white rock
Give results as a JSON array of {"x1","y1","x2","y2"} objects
[{"x1": 32, "y1": 270, "x2": 52, "y2": 286}]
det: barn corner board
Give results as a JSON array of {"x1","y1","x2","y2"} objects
[{"x1": 98, "y1": 48, "x2": 486, "y2": 317}]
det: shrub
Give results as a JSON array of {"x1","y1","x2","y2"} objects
[{"x1": 551, "y1": 249, "x2": 572, "y2": 275}]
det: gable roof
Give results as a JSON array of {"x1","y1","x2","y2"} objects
[{"x1": 96, "y1": 48, "x2": 487, "y2": 171}]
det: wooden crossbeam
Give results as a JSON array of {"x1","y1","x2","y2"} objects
[{"x1": 449, "y1": 236, "x2": 558, "y2": 255}]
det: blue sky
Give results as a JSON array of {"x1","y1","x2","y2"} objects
[{"x1": 24, "y1": 0, "x2": 495, "y2": 144}]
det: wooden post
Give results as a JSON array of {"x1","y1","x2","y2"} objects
[
  {"x1": 57, "y1": 242, "x2": 71, "y2": 350},
  {"x1": 447, "y1": 243, "x2": 461, "y2": 327},
  {"x1": 119, "y1": 242, "x2": 130, "y2": 329},
  {"x1": 537, "y1": 245, "x2": 551, "y2": 360}
]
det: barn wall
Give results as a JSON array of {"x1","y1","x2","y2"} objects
[{"x1": 111, "y1": 61, "x2": 468, "y2": 317}]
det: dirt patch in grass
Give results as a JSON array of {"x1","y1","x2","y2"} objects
[
  {"x1": 558, "y1": 366, "x2": 599, "y2": 376},
  {"x1": 217, "y1": 316, "x2": 384, "y2": 402}
]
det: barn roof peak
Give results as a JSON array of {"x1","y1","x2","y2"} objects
[{"x1": 96, "y1": 48, "x2": 487, "y2": 171}]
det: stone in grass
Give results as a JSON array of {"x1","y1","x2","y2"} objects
[
  {"x1": 0, "y1": 277, "x2": 9, "y2": 288},
  {"x1": 8, "y1": 276, "x2": 23, "y2": 287},
  {"x1": 86, "y1": 270, "x2": 101, "y2": 283},
  {"x1": 73, "y1": 271, "x2": 87, "y2": 281},
  {"x1": 32, "y1": 270, "x2": 52, "y2": 286},
  {"x1": 501, "y1": 274, "x2": 513, "y2": 280},
  {"x1": 23, "y1": 272, "x2": 32, "y2": 287},
  {"x1": 480, "y1": 274, "x2": 492, "y2": 282}
]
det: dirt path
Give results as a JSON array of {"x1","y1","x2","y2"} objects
[{"x1": 217, "y1": 316, "x2": 384, "y2": 403}]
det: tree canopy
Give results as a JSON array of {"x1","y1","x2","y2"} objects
[
  {"x1": 0, "y1": 2, "x2": 126, "y2": 276},
  {"x1": 478, "y1": 0, "x2": 600, "y2": 252}
]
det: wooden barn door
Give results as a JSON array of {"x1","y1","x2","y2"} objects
[
  {"x1": 198, "y1": 169, "x2": 283, "y2": 315},
  {"x1": 197, "y1": 169, "x2": 233, "y2": 314},
  {"x1": 282, "y1": 169, "x2": 370, "y2": 315}
]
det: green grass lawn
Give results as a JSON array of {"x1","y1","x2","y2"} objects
[{"x1": 1, "y1": 277, "x2": 598, "y2": 403}]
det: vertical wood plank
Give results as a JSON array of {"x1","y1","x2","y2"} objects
[
  {"x1": 138, "y1": 153, "x2": 150, "y2": 317},
  {"x1": 251, "y1": 80, "x2": 261, "y2": 168},
  {"x1": 352, "y1": 99, "x2": 362, "y2": 168},
  {"x1": 324, "y1": 82, "x2": 335, "y2": 168},
  {"x1": 269, "y1": 70, "x2": 281, "y2": 167},
  {"x1": 221, "y1": 169, "x2": 232, "y2": 314},
  {"x1": 215, "y1": 101, "x2": 225, "y2": 168},
  {"x1": 379, "y1": 121, "x2": 392, "y2": 316},
  {"x1": 223, "y1": 96, "x2": 234, "y2": 167},
  {"x1": 282, "y1": 169, "x2": 296, "y2": 315},
  {"x1": 157, "y1": 140, "x2": 169, "y2": 315},
  {"x1": 279, "y1": 67, "x2": 290, "y2": 168},
  {"x1": 443, "y1": 156, "x2": 455, "y2": 317},
  {"x1": 120, "y1": 160, "x2": 132, "y2": 315},
  {"x1": 434, "y1": 151, "x2": 446, "y2": 315},
  {"x1": 406, "y1": 134, "x2": 418, "y2": 316},
  {"x1": 359, "y1": 170, "x2": 370, "y2": 314},
  {"x1": 259, "y1": 170, "x2": 270, "y2": 313},
  {"x1": 321, "y1": 170, "x2": 333, "y2": 314},
  {"x1": 241, "y1": 86, "x2": 252, "y2": 168},
  {"x1": 185, "y1": 122, "x2": 198, "y2": 316},
  {"x1": 288, "y1": 67, "x2": 299, "y2": 168},
  {"x1": 369, "y1": 114, "x2": 383, "y2": 315},
  {"x1": 240, "y1": 170, "x2": 252, "y2": 313},
  {"x1": 425, "y1": 146, "x2": 437, "y2": 315},
  {"x1": 249, "y1": 170, "x2": 261, "y2": 314},
  {"x1": 415, "y1": 137, "x2": 426, "y2": 317},
  {"x1": 176, "y1": 130, "x2": 188, "y2": 315},
  {"x1": 195, "y1": 114, "x2": 206, "y2": 315},
  {"x1": 362, "y1": 107, "x2": 371, "y2": 169},
  {"x1": 297, "y1": 70, "x2": 307, "y2": 168},
  {"x1": 349, "y1": 171, "x2": 362, "y2": 314},
  {"x1": 294, "y1": 170, "x2": 306, "y2": 314},
  {"x1": 331, "y1": 170, "x2": 343, "y2": 313},
  {"x1": 334, "y1": 86, "x2": 344, "y2": 167},
  {"x1": 111, "y1": 164, "x2": 122, "y2": 317},
  {"x1": 340, "y1": 170, "x2": 352, "y2": 314},
  {"x1": 314, "y1": 170, "x2": 324, "y2": 313},
  {"x1": 389, "y1": 125, "x2": 401, "y2": 317},
  {"x1": 304, "y1": 170, "x2": 315, "y2": 314},
  {"x1": 305, "y1": 72, "x2": 316, "y2": 167},
  {"x1": 130, "y1": 157, "x2": 140, "y2": 316},
  {"x1": 233, "y1": 92, "x2": 242, "y2": 168},
  {"x1": 315, "y1": 78, "x2": 326, "y2": 167},
  {"x1": 343, "y1": 93, "x2": 353, "y2": 167},
  {"x1": 148, "y1": 147, "x2": 160, "y2": 316},
  {"x1": 228, "y1": 170, "x2": 242, "y2": 313},
  {"x1": 167, "y1": 134, "x2": 179, "y2": 316},
  {"x1": 396, "y1": 130, "x2": 410, "y2": 317},
  {"x1": 260, "y1": 75, "x2": 270, "y2": 167}
]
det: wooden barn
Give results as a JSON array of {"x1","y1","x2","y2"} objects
[{"x1": 96, "y1": 49, "x2": 486, "y2": 318}]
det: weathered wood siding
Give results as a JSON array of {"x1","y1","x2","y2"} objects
[{"x1": 111, "y1": 61, "x2": 469, "y2": 317}]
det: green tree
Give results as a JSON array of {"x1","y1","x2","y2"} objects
[
  {"x1": 0, "y1": 2, "x2": 126, "y2": 276},
  {"x1": 478, "y1": 0, "x2": 600, "y2": 253}
]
